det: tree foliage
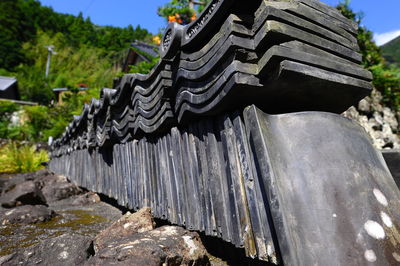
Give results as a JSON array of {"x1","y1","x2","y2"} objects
[
  {"x1": 381, "y1": 36, "x2": 400, "y2": 66},
  {"x1": 158, "y1": 0, "x2": 212, "y2": 25},
  {"x1": 0, "y1": 0, "x2": 157, "y2": 142},
  {"x1": 0, "y1": 85, "x2": 104, "y2": 142},
  {"x1": 336, "y1": 1, "x2": 400, "y2": 112},
  {"x1": 129, "y1": 56, "x2": 160, "y2": 75},
  {"x1": 0, "y1": 0, "x2": 150, "y2": 72},
  {"x1": 1, "y1": 31, "x2": 121, "y2": 105},
  {"x1": 0, "y1": 100, "x2": 20, "y2": 140},
  {"x1": 0, "y1": 0, "x2": 152, "y2": 105},
  {"x1": 127, "y1": 47, "x2": 160, "y2": 75}
]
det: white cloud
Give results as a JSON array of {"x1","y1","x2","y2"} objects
[{"x1": 374, "y1": 30, "x2": 400, "y2": 46}]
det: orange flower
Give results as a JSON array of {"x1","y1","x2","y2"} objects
[
  {"x1": 152, "y1": 36, "x2": 161, "y2": 45},
  {"x1": 168, "y1": 16, "x2": 177, "y2": 22},
  {"x1": 191, "y1": 15, "x2": 197, "y2": 21}
]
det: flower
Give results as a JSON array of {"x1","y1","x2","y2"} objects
[
  {"x1": 168, "y1": 16, "x2": 177, "y2": 22},
  {"x1": 152, "y1": 36, "x2": 161, "y2": 45}
]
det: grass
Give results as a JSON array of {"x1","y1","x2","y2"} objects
[{"x1": 0, "y1": 142, "x2": 48, "y2": 174}]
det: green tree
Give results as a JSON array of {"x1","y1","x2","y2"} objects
[
  {"x1": 158, "y1": 0, "x2": 211, "y2": 25},
  {"x1": 0, "y1": 0, "x2": 155, "y2": 141},
  {"x1": 16, "y1": 31, "x2": 120, "y2": 105},
  {"x1": 0, "y1": 0, "x2": 34, "y2": 70},
  {"x1": 0, "y1": 0, "x2": 151, "y2": 71},
  {"x1": 336, "y1": 1, "x2": 400, "y2": 111},
  {"x1": 0, "y1": 100, "x2": 20, "y2": 139},
  {"x1": 336, "y1": 1, "x2": 383, "y2": 68}
]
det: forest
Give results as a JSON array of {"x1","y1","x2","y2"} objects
[
  {"x1": 0, "y1": 0, "x2": 210, "y2": 172},
  {"x1": 0, "y1": 0, "x2": 152, "y2": 172},
  {"x1": 0, "y1": 0, "x2": 151, "y2": 104}
]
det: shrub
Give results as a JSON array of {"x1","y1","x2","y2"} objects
[
  {"x1": 336, "y1": 1, "x2": 400, "y2": 113},
  {"x1": 0, "y1": 142, "x2": 49, "y2": 173},
  {"x1": 369, "y1": 64, "x2": 400, "y2": 111},
  {"x1": 23, "y1": 105, "x2": 52, "y2": 140},
  {"x1": 129, "y1": 56, "x2": 159, "y2": 74},
  {"x1": 0, "y1": 100, "x2": 20, "y2": 139}
]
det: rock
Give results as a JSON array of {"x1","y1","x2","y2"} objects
[
  {"x1": 34, "y1": 172, "x2": 68, "y2": 189},
  {"x1": 0, "y1": 169, "x2": 53, "y2": 195},
  {"x1": 358, "y1": 97, "x2": 371, "y2": 113},
  {"x1": 0, "y1": 253, "x2": 14, "y2": 265},
  {"x1": 368, "y1": 117, "x2": 381, "y2": 130},
  {"x1": 70, "y1": 192, "x2": 101, "y2": 206},
  {"x1": 342, "y1": 106, "x2": 359, "y2": 121},
  {"x1": 369, "y1": 130, "x2": 386, "y2": 148},
  {"x1": 28, "y1": 171, "x2": 83, "y2": 203},
  {"x1": 0, "y1": 181, "x2": 46, "y2": 208},
  {"x1": 46, "y1": 192, "x2": 103, "y2": 210},
  {"x1": 343, "y1": 91, "x2": 400, "y2": 150},
  {"x1": 370, "y1": 89, "x2": 384, "y2": 113},
  {"x1": 0, "y1": 177, "x2": 8, "y2": 195},
  {"x1": 0, "y1": 203, "x2": 122, "y2": 259},
  {"x1": 87, "y1": 226, "x2": 210, "y2": 266},
  {"x1": 1, "y1": 174, "x2": 34, "y2": 196},
  {"x1": 29, "y1": 169, "x2": 53, "y2": 179},
  {"x1": 373, "y1": 111, "x2": 384, "y2": 126},
  {"x1": 0, "y1": 205, "x2": 56, "y2": 225},
  {"x1": 94, "y1": 207, "x2": 155, "y2": 252},
  {"x1": 41, "y1": 182, "x2": 83, "y2": 203},
  {"x1": 5, "y1": 234, "x2": 93, "y2": 266},
  {"x1": 382, "y1": 123, "x2": 393, "y2": 137},
  {"x1": 383, "y1": 107, "x2": 399, "y2": 132},
  {"x1": 0, "y1": 171, "x2": 123, "y2": 261}
]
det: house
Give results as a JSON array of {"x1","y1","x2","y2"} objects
[
  {"x1": 0, "y1": 76, "x2": 20, "y2": 101},
  {"x1": 121, "y1": 41, "x2": 159, "y2": 73},
  {"x1": 52, "y1": 86, "x2": 88, "y2": 104}
]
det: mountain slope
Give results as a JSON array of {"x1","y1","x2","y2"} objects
[
  {"x1": 382, "y1": 35, "x2": 400, "y2": 65},
  {"x1": 0, "y1": 0, "x2": 153, "y2": 105},
  {"x1": 0, "y1": 0, "x2": 150, "y2": 72}
]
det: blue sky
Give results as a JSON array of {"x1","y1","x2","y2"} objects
[{"x1": 38, "y1": 0, "x2": 400, "y2": 46}]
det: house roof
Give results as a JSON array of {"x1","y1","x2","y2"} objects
[
  {"x1": 52, "y1": 88, "x2": 69, "y2": 92},
  {"x1": 52, "y1": 87, "x2": 88, "y2": 92},
  {"x1": 131, "y1": 41, "x2": 159, "y2": 59},
  {"x1": 0, "y1": 76, "x2": 17, "y2": 91}
]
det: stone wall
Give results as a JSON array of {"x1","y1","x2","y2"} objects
[{"x1": 343, "y1": 89, "x2": 400, "y2": 149}]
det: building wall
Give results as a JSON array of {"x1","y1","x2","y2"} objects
[{"x1": 0, "y1": 84, "x2": 19, "y2": 100}]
